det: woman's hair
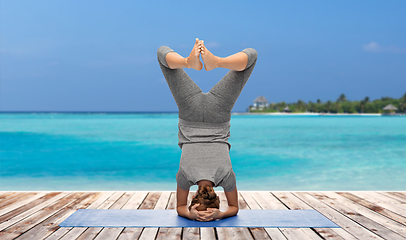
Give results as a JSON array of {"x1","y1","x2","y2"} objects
[{"x1": 188, "y1": 185, "x2": 220, "y2": 211}]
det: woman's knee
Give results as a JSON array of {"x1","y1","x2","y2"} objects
[
  {"x1": 157, "y1": 46, "x2": 173, "y2": 68},
  {"x1": 242, "y1": 48, "x2": 257, "y2": 69}
]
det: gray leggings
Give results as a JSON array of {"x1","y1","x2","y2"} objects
[{"x1": 157, "y1": 46, "x2": 257, "y2": 123}]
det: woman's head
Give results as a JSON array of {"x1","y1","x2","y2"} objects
[{"x1": 188, "y1": 185, "x2": 220, "y2": 211}]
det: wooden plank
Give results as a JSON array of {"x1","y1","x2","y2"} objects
[
  {"x1": 101, "y1": 192, "x2": 146, "y2": 240},
  {"x1": 94, "y1": 192, "x2": 136, "y2": 240},
  {"x1": 182, "y1": 227, "x2": 199, "y2": 240},
  {"x1": 133, "y1": 192, "x2": 162, "y2": 240},
  {"x1": 0, "y1": 192, "x2": 48, "y2": 218},
  {"x1": 338, "y1": 192, "x2": 406, "y2": 225},
  {"x1": 240, "y1": 191, "x2": 287, "y2": 240},
  {"x1": 115, "y1": 191, "x2": 149, "y2": 240},
  {"x1": 200, "y1": 228, "x2": 216, "y2": 240},
  {"x1": 156, "y1": 192, "x2": 182, "y2": 240},
  {"x1": 55, "y1": 192, "x2": 114, "y2": 240},
  {"x1": 0, "y1": 192, "x2": 26, "y2": 208},
  {"x1": 75, "y1": 228, "x2": 103, "y2": 240},
  {"x1": 117, "y1": 228, "x2": 144, "y2": 240},
  {"x1": 122, "y1": 191, "x2": 148, "y2": 209},
  {"x1": 308, "y1": 192, "x2": 405, "y2": 240},
  {"x1": 216, "y1": 191, "x2": 254, "y2": 240},
  {"x1": 109, "y1": 192, "x2": 135, "y2": 209},
  {"x1": 322, "y1": 191, "x2": 406, "y2": 238},
  {"x1": 293, "y1": 192, "x2": 384, "y2": 239},
  {"x1": 75, "y1": 192, "x2": 126, "y2": 240},
  {"x1": 45, "y1": 192, "x2": 115, "y2": 240},
  {"x1": 250, "y1": 227, "x2": 271, "y2": 240},
  {"x1": 280, "y1": 228, "x2": 311, "y2": 240},
  {"x1": 80, "y1": 191, "x2": 127, "y2": 240},
  {"x1": 0, "y1": 192, "x2": 69, "y2": 232},
  {"x1": 252, "y1": 192, "x2": 321, "y2": 240},
  {"x1": 139, "y1": 192, "x2": 170, "y2": 240},
  {"x1": 16, "y1": 192, "x2": 101, "y2": 240},
  {"x1": 0, "y1": 192, "x2": 79, "y2": 239},
  {"x1": 155, "y1": 227, "x2": 182, "y2": 240},
  {"x1": 238, "y1": 192, "x2": 249, "y2": 210},
  {"x1": 379, "y1": 192, "x2": 406, "y2": 203},
  {"x1": 0, "y1": 192, "x2": 12, "y2": 199},
  {"x1": 240, "y1": 192, "x2": 261, "y2": 210},
  {"x1": 272, "y1": 191, "x2": 356, "y2": 240},
  {"x1": 127, "y1": 192, "x2": 161, "y2": 239},
  {"x1": 362, "y1": 191, "x2": 406, "y2": 206},
  {"x1": 308, "y1": 228, "x2": 344, "y2": 240},
  {"x1": 0, "y1": 192, "x2": 81, "y2": 240},
  {"x1": 94, "y1": 227, "x2": 123, "y2": 240},
  {"x1": 238, "y1": 192, "x2": 270, "y2": 240},
  {"x1": 386, "y1": 192, "x2": 406, "y2": 201},
  {"x1": 47, "y1": 192, "x2": 115, "y2": 240},
  {"x1": 0, "y1": 192, "x2": 48, "y2": 219},
  {"x1": 97, "y1": 192, "x2": 126, "y2": 210},
  {"x1": 251, "y1": 191, "x2": 286, "y2": 210},
  {"x1": 240, "y1": 193, "x2": 269, "y2": 240},
  {"x1": 0, "y1": 192, "x2": 32, "y2": 210},
  {"x1": 353, "y1": 192, "x2": 406, "y2": 217}
]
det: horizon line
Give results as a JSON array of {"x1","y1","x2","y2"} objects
[{"x1": 0, "y1": 111, "x2": 248, "y2": 114}]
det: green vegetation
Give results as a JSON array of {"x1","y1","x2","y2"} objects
[{"x1": 249, "y1": 93, "x2": 406, "y2": 113}]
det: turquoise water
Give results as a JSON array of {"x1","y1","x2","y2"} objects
[{"x1": 1, "y1": 113, "x2": 405, "y2": 191}]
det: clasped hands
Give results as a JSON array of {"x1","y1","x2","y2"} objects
[{"x1": 189, "y1": 204, "x2": 221, "y2": 222}]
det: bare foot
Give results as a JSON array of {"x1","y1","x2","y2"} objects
[
  {"x1": 201, "y1": 41, "x2": 219, "y2": 71},
  {"x1": 186, "y1": 38, "x2": 203, "y2": 70}
]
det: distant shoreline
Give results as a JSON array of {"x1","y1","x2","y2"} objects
[
  {"x1": 1, "y1": 111, "x2": 405, "y2": 116},
  {"x1": 233, "y1": 112, "x2": 406, "y2": 116}
]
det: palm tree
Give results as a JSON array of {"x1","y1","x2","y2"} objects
[
  {"x1": 326, "y1": 100, "x2": 332, "y2": 113},
  {"x1": 297, "y1": 100, "x2": 304, "y2": 112},
  {"x1": 361, "y1": 97, "x2": 370, "y2": 113},
  {"x1": 399, "y1": 93, "x2": 406, "y2": 112},
  {"x1": 335, "y1": 100, "x2": 340, "y2": 113},
  {"x1": 337, "y1": 94, "x2": 347, "y2": 102},
  {"x1": 317, "y1": 99, "x2": 322, "y2": 104}
]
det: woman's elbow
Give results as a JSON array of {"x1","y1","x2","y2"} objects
[{"x1": 231, "y1": 205, "x2": 239, "y2": 216}]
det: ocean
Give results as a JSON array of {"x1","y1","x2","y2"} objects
[{"x1": 1, "y1": 113, "x2": 405, "y2": 191}]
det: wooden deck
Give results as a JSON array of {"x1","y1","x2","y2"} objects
[{"x1": 0, "y1": 191, "x2": 405, "y2": 239}]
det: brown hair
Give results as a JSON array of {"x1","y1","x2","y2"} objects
[{"x1": 188, "y1": 185, "x2": 220, "y2": 211}]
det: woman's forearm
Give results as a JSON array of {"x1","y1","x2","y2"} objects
[
  {"x1": 177, "y1": 205, "x2": 192, "y2": 219},
  {"x1": 218, "y1": 206, "x2": 239, "y2": 220}
]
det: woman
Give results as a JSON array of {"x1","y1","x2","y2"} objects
[{"x1": 157, "y1": 38, "x2": 257, "y2": 221}]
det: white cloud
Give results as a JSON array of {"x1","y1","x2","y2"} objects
[
  {"x1": 363, "y1": 41, "x2": 406, "y2": 53},
  {"x1": 362, "y1": 41, "x2": 380, "y2": 52}
]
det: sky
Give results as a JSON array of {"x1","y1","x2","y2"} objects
[{"x1": 1, "y1": 0, "x2": 405, "y2": 112}]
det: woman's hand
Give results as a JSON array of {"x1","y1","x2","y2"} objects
[
  {"x1": 188, "y1": 204, "x2": 200, "y2": 220},
  {"x1": 203, "y1": 208, "x2": 222, "y2": 221},
  {"x1": 194, "y1": 208, "x2": 222, "y2": 221},
  {"x1": 190, "y1": 204, "x2": 221, "y2": 221}
]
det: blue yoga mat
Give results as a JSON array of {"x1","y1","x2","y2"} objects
[{"x1": 59, "y1": 209, "x2": 339, "y2": 228}]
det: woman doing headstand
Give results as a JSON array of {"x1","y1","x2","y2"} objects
[{"x1": 157, "y1": 38, "x2": 257, "y2": 221}]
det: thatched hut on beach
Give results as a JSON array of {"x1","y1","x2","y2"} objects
[
  {"x1": 383, "y1": 104, "x2": 398, "y2": 113},
  {"x1": 252, "y1": 96, "x2": 269, "y2": 109},
  {"x1": 283, "y1": 106, "x2": 291, "y2": 113}
]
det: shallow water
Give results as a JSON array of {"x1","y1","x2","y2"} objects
[{"x1": 1, "y1": 113, "x2": 405, "y2": 191}]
